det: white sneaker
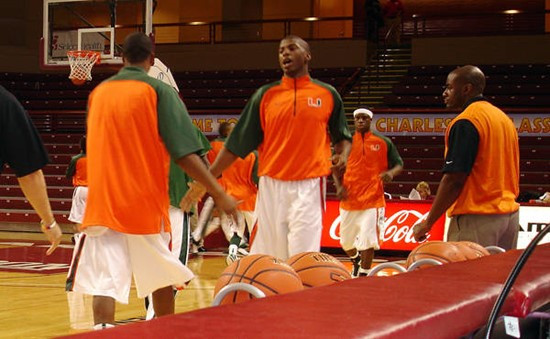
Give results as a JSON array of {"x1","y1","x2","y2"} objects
[{"x1": 226, "y1": 244, "x2": 239, "y2": 266}]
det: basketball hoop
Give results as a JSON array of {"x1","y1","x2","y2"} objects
[{"x1": 67, "y1": 50, "x2": 101, "y2": 85}]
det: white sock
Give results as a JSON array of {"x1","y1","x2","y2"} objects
[{"x1": 93, "y1": 323, "x2": 115, "y2": 330}]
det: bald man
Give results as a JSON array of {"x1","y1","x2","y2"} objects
[{"x1": 413, "y1": 65, "x2": 520, "y2": 250}]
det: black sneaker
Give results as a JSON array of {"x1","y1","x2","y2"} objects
[{"x1": 351, "y1": 256, "x2": 361, "y2": 278}]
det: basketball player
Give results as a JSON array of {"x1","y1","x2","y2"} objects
[
  {"x1": 66, "y1": 136, "x2": 87, "y2": 232},
  {"x1": 65, "y1": 32, "x2": 236, "y2": 329},
  {"x1": 191, "y1": 122, "x2": 235, "y2": 251},
  {"x1": 336, "y1": 108, "x2": 403, "y2": 277},
  {"x1": 185, "y1": 35, "x2": 352, "y2": 260},
  {"x1": 0, "y1": 85, "x2": 61, "y2": 254},
  {"x1": 413, "y1": 65, "x2": 520, "y2": 250},
  {"x1": 144, "y1": 58, "x2": 213, "y2": 320}
]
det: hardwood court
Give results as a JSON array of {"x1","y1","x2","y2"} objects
[
  {"x1": 0, "y1": 230, "x2": 397, "y2": 338},
  {"x1": 0, "y1": 230, "x2": 235, "y2": 338}
]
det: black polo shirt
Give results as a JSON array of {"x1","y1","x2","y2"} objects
[
  {"x1": 442, "y1": 97, "x2": 484, "y2": 174},
  {"x1": 0, "y1": 86, "x2": 49, "y2": 177}
]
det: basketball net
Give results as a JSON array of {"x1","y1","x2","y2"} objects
[{"x1": 67, "y1": 50, "x2": 101, "y2": 82}]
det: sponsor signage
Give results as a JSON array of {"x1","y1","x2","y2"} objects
[
  {"x1": 190, "y1": 114, "x2": 549, "y2": 136},
  {"x1": 372, "y1": 114, "x2": 550, "y2": 136},
  {"x1": 517, "y1": 205, "x2": 550, "y2": 249},
  {"x1": 51, "y1": 31, "x2": 106, "y2": 58},
  {"x1": 321, "y1": 199, "x2": 446, "y2": 251}
]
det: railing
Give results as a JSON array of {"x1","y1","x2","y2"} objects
[{"x1": 152, "y1": 16, "x2": 355, "y2": 44}]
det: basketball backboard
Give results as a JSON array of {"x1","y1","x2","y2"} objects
[{"x1": 41, "y1": 0, "x2": 153, "y2": 69}]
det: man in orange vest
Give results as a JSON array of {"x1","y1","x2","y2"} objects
[{"x1": 413, "y1": 65, "x2": 520, "y2": 250}]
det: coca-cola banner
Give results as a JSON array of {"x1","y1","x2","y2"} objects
[{"x1": 321, "y1": 199, "x2": 446, "y2": 251}]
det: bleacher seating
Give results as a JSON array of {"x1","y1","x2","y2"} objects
[
  {"x1": 385, "y1": 64, "x2": 550, "y2": 107},
  {"x1": 1, "y1": 66, "x2": 548, "y2": 223}
]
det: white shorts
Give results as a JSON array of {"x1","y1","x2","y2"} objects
[
  {"x1": 68, "y1": 186, "x2": 88, "y2": 224},
  {"x1": 339, "y1": 207, "x2": 385, "y2": 251},
  {"x1": 251, "y1": 176, "x2": 325, "y2": 260},
  {"x1": 66, "y1": 226, "x2": 194, "y2": 304}
]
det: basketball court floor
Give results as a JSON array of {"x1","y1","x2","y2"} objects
[{"x1": 1, "y1": 229, "x2": 393, "y2": 338}]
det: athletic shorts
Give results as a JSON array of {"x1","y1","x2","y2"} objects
[
  {"x1": 251, "y1": 176, "x2": 325, "y2": 260},
  {"x1": 68, "y1": 186, "x2": 88, "y2": 224},
  {"x1": 339, "y1": 207, "x2": 385, "y2": 251},
  {"x1": 66, "y1": 226, "x2": 194, "y2": 304}
]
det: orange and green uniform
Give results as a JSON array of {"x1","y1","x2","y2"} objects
[
  {"x1": 66, "y1": 153, "x2": 87, "y2": 187},
  {"x1": 340, "y1": 131, "x2": 403, "y2": 211},
  {"x1": 168, "y1": 127, "x2": 211, "y2": 210},
  {"x1": 83, "y1": 66, "x2": 202, "y2": 235},
  {"x1": 221, "y1": 151, "x2": 259, "y2": 211},
  {"x1": 225, "y1": 75, "x2": 351, "y2": 180},
  {"x1": 445, "y1": 100, "x2": 519, "y2": 216}
]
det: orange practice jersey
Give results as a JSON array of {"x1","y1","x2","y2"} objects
[
  {"x1": 225, "y1": 75, "x2": 352, "y2": 181},
  {"x1": 340, "y1": 131, "x2": 402, "y2": 211},
  {"x1": 72, "y1": 156, "x2": 87, "y2": 187},
  {"x1": 445, "y1": 101, "x2": 519, "y2": 216},
  {"x1": 83, "y1": 66, "x2": 202, "y2": 235},
  {"x1": 220, "y1": 152, "x2": 258, "y2": 211}
]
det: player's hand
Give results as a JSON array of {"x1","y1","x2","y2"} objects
[
  {"x1": 41, "y1": 221, "x2": 62, "y2": 255},
  {"x1": 379, "y1": 171, "x2": 394, "y2": 183},
  {"x1": 330, "y1": 154, "x2": 347, "y2": 175},
  {"x1": 212, "y1": 193, "x2": 238, "y2": 220},
  {"x1": 180, "y1": 181, "x2": 207, "y2": 212},
  {"x1": 413, "y1": 220, "x2": 431, "y2": 242}
]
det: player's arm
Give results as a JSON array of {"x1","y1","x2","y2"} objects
[
  {"x1": 326, "y1": 86, "x2": 353, "y2": 173},
  {"x1": 175, "y1": 154, "x2": 235, "y2": 213},
  {"x1": 17, "y1": 170, "x2": 61, "y2": 255},
  {"x1": 156, "y1": 84, "x2": 236, "y2": 215},
  {"x1": 65, "y1": 156, "x2": 78, "y2": 179},
  {"x1": 413, "y1": 120, "x2": 479, "y2": 241},
  {"x1": 380, "y1": 139, "x2": 404, "y2": 183},
  {"x1": 214, "y1": 87, "x2": 265, "y2": 177},
  {"x1": 2, "y1": 94, "x2": 61, "y2": 255}
]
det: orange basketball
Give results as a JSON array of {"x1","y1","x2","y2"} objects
[
  {"x1": 452, "y1": 241, "x2": 490, "y2": 259},
  {"x1": 71, "y1": 77, "x2": 86, "y2": 86},
  {"x1": 214, "y1": 254, "x2": 303, "y2": 305},
  {"x1": 406, "y1": 241, "x2": 467, "y2": 268},
  {"x1": 286, "y1": 252, "x2": 351, "y2": 288}
]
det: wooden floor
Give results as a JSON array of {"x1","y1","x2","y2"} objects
[{"x1": 0, "y1": 231, "x2": 243, "y2": 338}]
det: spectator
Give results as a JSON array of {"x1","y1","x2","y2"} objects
[
  {"x1": 382, "y1": 0, "x2": 404, "y2": 46},
  {"x1": 415, "y1": 181, "x2": 431, "y2": 200}
]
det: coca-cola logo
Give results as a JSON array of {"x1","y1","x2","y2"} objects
[{"x1": 329, "y1": 210, "x2": 430, "y2": 244}]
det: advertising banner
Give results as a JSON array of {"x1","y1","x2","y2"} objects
[
  {"x1": 321, "y1": 199, "x2": 446, "y2": 251},
  {"x1": 190, "y1": 114, "x2": 549, "y2": 137},
  {"x1": 517, "y1": 205, "x2": 550, "y2": 249}
]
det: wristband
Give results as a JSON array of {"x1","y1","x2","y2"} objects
[{"x1": 40, "y1": 219, "x2": 57, "y2": 231}]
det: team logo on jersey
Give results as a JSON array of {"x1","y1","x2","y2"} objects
[
  {"x1": 308, "y1": 97, "x2": 322, "y2": 107},
  {"x1": 156, "y1": 71, "x2": 166, "y2": 81},
  {"x1": 370, "y1": 144, "x2": 380, "y2": 151}
]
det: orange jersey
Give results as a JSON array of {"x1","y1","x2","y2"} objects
[
  {"x1": 445, "y1": 101, "x2": 519, "y2": 216},
  {"x1": 83, "y1": 66, "x2": 202, "y2": 235},
  {"x1": 340, "y1": 131, "x2": 403, "y2": 211},
  {"x1": 225, "y1": 75, "x2": 351, "y2": 181},
  {"x1": 66, "y1": 153, "x2": 87, "y2": 187},
  {"x1": 72, "y1": 156, "x2": 87, "y2": 186},
  {"x1": 221, "y1": 152, "x2": 258, "y2": 211}
]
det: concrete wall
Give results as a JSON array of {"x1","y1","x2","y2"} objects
[
  {"x1": 155, "y1": 39, "x2": 368, "y2": 71},
  {"x1": 412, "y1": 35, "x2": 550, "y2": 66}
]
